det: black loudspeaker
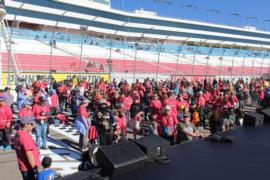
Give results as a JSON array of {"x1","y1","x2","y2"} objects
[
  {"x1": 96, "y1": 141, "x2": 147, "y2": 177},
  {"x1": 259, "y1": 108, "x2": 270, "y2": 123},
  {"x1": 134, "y1": 135, "x2": 170, "y2": 161},
  {"x1": 243, "y1": 112, "x2": 264, "y2": 127}
]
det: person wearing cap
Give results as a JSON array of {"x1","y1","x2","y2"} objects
[
  {"x1": 176, "y1": 112, "x2": 204, "y2": 143},
  {"x1": 14, "y1": 116, "x2": 40, "y2": 180},
  {"x1": 32, "y1": 96, "x2": 50, "y2": 149},
  {"x1": 160, "y1": 105, "x2": 178, "y2": 145},
  {"x1": 114, "y1": 104, "x2": 127, "y2": 142},
  {"x1": 93, "y1": 99, "x2": 115, "y2": 146},
  {"x1": 19, "y1": 101, "x2": 34, "y2": 118},
  {"x1": 75, "y1": 97, "x2": 91, "y2": 153},
  {"x1": 0, "y1": 96, "x2": 13, "y2": 151}
]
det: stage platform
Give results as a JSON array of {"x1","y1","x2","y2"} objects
[
  {"x1": 115, "y1": 124, "x2": 270, "y2": 180},
  {"x1": 60, "y1": 124, "x2": 270, "y2": 180}
]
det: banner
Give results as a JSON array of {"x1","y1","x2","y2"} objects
[{"x1": 2, "y1": 72, "x2": 110, "y2": 87}]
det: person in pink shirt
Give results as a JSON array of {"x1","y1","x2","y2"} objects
[
  {"x1": 197, "y1": 91, "x2": 206, "y2": 128},
  {"x1": 14, "y1": 116, "x2": 40, "y2": 180},
  {"x1": 123, "y1": 93, "x2": 133, "y2": 126},
  {"x1": 48, "y1": 89, "x2": 58, "y2": 116},
  {"x1": 150, "y1": 94, "x2": 162, "y2": 135},
  {"x1": 177, "y1": 94, "x2": 189, "y2": 113},
  {"x1": 114, "y1": 106, "x2": 127, "y2": 142},
  {"x1": 19, "y1": 101, "x2": 34, "y2": 118},
  {"x1": 167, "y1": 92, "x2": 178, "y2": 115},
  {"x1": 0, "y1": 96, "x2": 13, "y2": 151}
]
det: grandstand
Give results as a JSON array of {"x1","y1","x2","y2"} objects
[{"x1": 1, "y1": 0, "x2": 270, "y2": 86}]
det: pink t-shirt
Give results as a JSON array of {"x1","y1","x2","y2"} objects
[
  {"x1": 123, "y1": 96, "x2": 133, "y2": 110},
  {"x1": 14, "y1": 130, "x2": 41, "y2": 172}
]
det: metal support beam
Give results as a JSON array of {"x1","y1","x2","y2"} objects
[
  {"x1": 241, "y1": 49, "x2": 252, "y2": 78},
  {"x1": 218, "y1": 48, "x2": 227, "y2": 78}
]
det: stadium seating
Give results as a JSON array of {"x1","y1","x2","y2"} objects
[{"x1": 2, "y1": 27, "x2": 269, "y2": 76}]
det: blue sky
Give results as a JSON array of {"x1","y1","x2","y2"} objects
[{"x1": 110, "y1": 0, "x2": 270, "y2": 31}]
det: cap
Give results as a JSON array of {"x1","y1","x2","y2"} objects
[
  {"x1": 183, "y1": 112, "x2": 191, "y2": 118},
  {"x1": 50, "y1": 89, "x2": 56, "y2": 94},
  {"x1": 98, "y1": 99, "x2": 107, "y2": 105},
  {"x1": 0, "y1": 96, "x2": 4, "y2": 101},
  {"x1": 20, "y1": 116, "x2": 36, "y2": 124}
]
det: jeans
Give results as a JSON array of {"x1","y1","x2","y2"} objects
[
  {"x1": 21, "y1": 170, "x2": 35, "y2": 180},
  {"x1": 36, "y1": 122, "x2": 48, "y2": 148}
]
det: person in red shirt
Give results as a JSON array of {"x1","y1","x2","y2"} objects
[
  {"x1": 32, "y1": 96, "x2": 50, "y2": 149},
  {"x1": 114, "y1": 106, "x2": 127, "y2": 142},
  {"x1": 177, "y1": 94, "x2": 189, "y2": 113},
  {"x1": 0, "y1": 96, "x2": 13, "y2": 151},
  {"x1": 14, "y1": 116, "x2": 40, "y2": 180},
  {"x1": 123, "y1": 93, "x2": 133, "y2": 127},
  {"x1": 160, "y1": 105, "x2": 179, "y2": 145},
  {"x1": 19, "y1": 101, "x2": 34, "y2": 118},
  {"x1": 197, "y1": 91, "x2": 206, "y2": 128},
  {"x1": 48, "y1": 89, "x2": 58, "y2": 116}
]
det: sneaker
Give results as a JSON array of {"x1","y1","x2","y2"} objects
[
  {"x1": 4, "y1": 145, "x2": 12, "y2": 151},
  {"x1": 0, "y1": 145, "x2": 4, "y2": 150}
]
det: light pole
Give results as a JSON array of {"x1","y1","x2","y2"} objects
[
  {"x1": 230, "y1": 48, "x2": 240, "y2": 78},
  {"x1": 260, "y1": 50, "x2": 269, "y2": 75},
  {"x1": 263, "y1": 19, "x2": 270, "y2": 31},
  {"x1": 153, "y1": 0, "x2": 172, "y2": 16},
  {"x1": 181, "y1": 4, "x2": 198, "y2": 20},
  {"x1": 207, "y1": 9, "x2": 221, "y2": 23},
  {"x1": 241, "y1": 49, "x2": 252, "y2": 78},
  {"x1": 218, "y1": 48, "x2": 227, "y2": 78},
  {"x1": 228, "y1": 13, "x2": 240, "y2": 26},
  {"x1": 192, "y1": 43, "x2": 201, "y2": 75},
  {"x1": 246, "y1": 16, "x2": 258, "y2": 29}
]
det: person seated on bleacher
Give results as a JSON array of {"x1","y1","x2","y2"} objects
[{"x1": 175, "y1": 112, "x2": 204, "y2": 144}]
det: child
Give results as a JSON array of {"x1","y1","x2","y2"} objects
[{"x1": 37, "y1": 157, "x2": 55, "y2": 180}]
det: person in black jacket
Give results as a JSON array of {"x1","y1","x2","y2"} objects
[{"x1": 93, "y1": 99, "x2": 115, "y2": 146}]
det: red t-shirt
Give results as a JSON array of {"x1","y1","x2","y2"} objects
[
  {"x1": 115, "y1": 116, "x2": 127, "y2": 136},
  {"x1": 18, "y1": 108, "x2": 34, "y2": 118},
  {"x1": 123, "y1": 96, "x2": 133, "y2": 111},
  {"x1": 50, "y1": 94, "x2": 59, "y2": 108},
  {"x1": 14, "y1": 130, "x2": 40, "y2": 172},
  {"x1": 161, "y1": 113, "x2": 179, "y2": 127},
  {"x1": 0, "y1": 104, "x2": 13, "y2": 129},
  {"x1": 79, "y1": 105, "x2": 89, "y2": 119},
  {"x1": 150, "y1": 99, "x2": 162, "y2": 113},
  {"x1": 32, "y1": 104, "x2": 50, "y2": 120}
]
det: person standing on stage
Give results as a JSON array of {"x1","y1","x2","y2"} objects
[{"x1": 14, "y1": 116, "x2": 40, "y2": 180}]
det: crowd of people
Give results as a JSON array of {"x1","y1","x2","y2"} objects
[{"x1": 0, "y1": 75, "x2": 270, "y2": 180}]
